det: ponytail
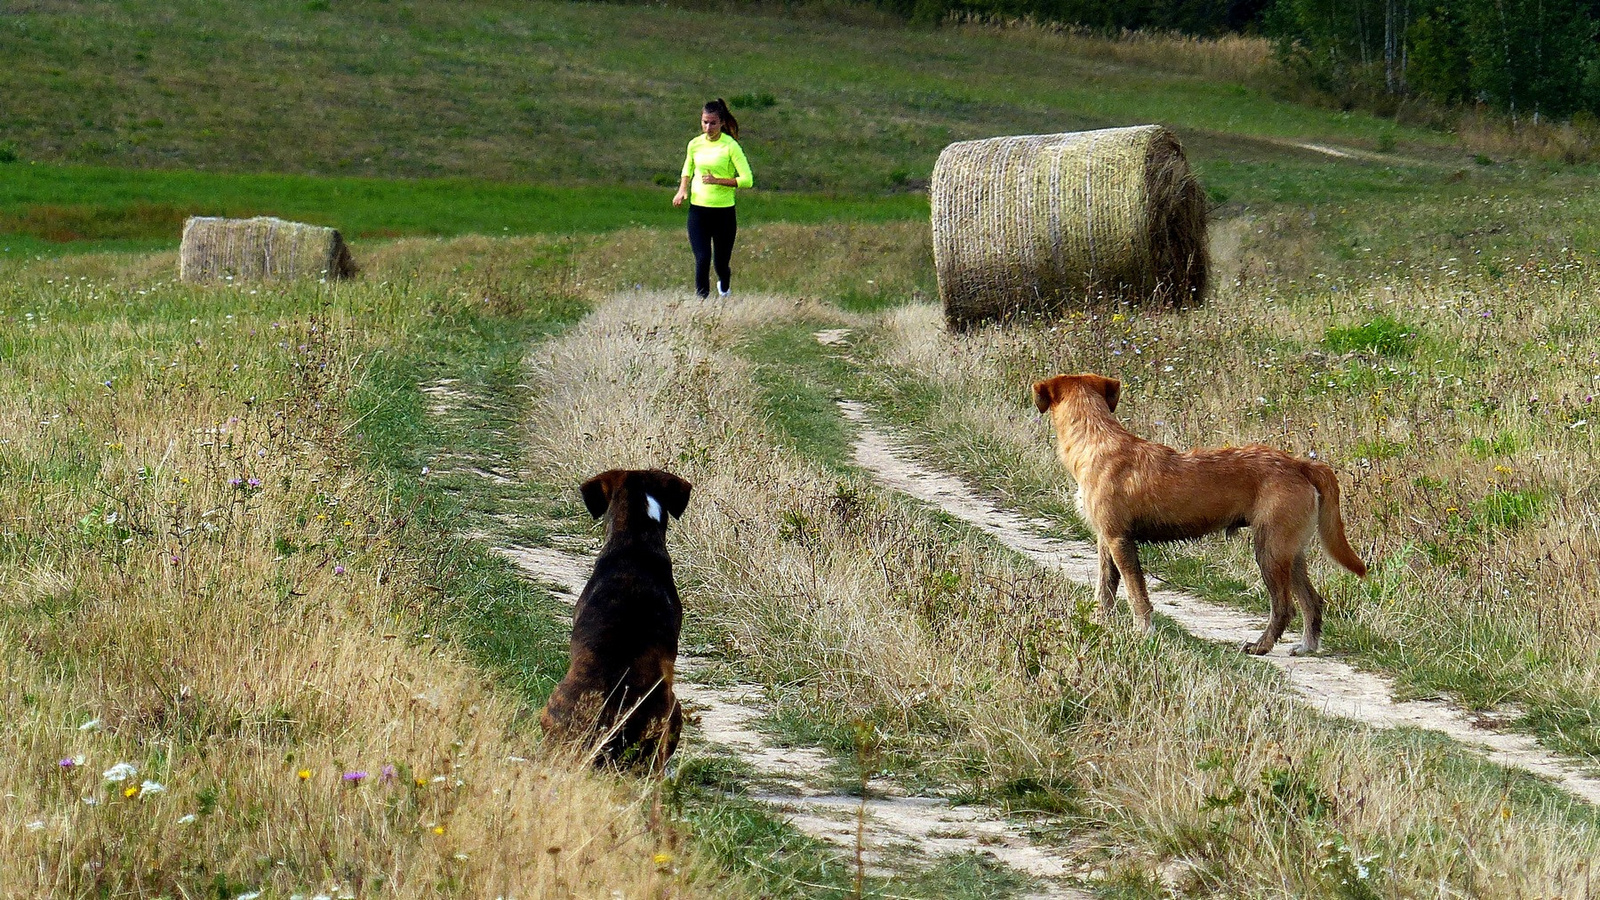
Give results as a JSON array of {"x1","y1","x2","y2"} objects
[{"x1": 705, "y1": 98, "x2": 739, "y2": 140}]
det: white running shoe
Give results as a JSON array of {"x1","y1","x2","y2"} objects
[{"x1": 718, "y1": 281, "x2": 730, "y2": 297}]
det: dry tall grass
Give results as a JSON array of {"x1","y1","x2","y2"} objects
[
  {"x1": 0, "y1": 250, "x2": 719, "y2": 897},
  {"x1": 521, "y1": 289, "x2": 1600, "y2": 895},
  {"x1": 953, "y1": 17, "x2": 1279, "y2": 86},
  {"x1": 1458, "y1": 109, "x2": 1600, "y2": 164},
  {"x1": 571, "y1": 220, "x2": 935, "y2": 306},
  {"x1": 878, "y1": 240, "x2": 1600, "y2": 716}
]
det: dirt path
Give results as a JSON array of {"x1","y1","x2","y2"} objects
[
  {"x1": 1253, "y1": 135, "x2": 1449, "y2": 169},
  {"x1": 495, "y1": 539, "x2": 1092, "y2": 899},
  {"x1": 827, "y1": 367, "x2": 1600, "y2": 807},
  {"x1": 424, "y1": 378, "x2": 1095, "y2": 899}
]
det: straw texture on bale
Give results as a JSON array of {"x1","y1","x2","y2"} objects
[
  {"x1": 931, "y1": 125, "x2": 1208, "y2": 326},
  {"x1": 179, "y1": 216, "x2": 356, "y2": 284}
]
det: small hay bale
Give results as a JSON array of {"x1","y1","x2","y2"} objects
[
  {"x1": 931, "y1": 125, "x2": 1207, "y2": 327},
  {"x1": 179, "y1": 216, "x2": 356, "y2": 284}
]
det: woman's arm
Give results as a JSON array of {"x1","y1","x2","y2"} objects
[
  {"x1": 675, "y1": 141, "x2": 696, "y2": 206},
  {"x1": 730, "y1": 141, "x2": 753, "y2": 189}
]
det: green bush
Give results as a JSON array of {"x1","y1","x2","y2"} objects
[{"x1": 1323, "y1": 315, "x2": 1416, "y2": 357}]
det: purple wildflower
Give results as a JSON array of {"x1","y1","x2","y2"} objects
[
  {"x1": 333, "y1": 565, "x2": 346, "y2": 576},
  {"x1": 342, "y1": 771, "x2": 367, "y2": 784}
]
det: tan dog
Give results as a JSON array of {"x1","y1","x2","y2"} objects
[{"x1": 1033, "y1": 373, "x2": 1367, "y2": 655}]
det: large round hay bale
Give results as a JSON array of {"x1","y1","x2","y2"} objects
[
  {"x1": 179, "y1": 216, "x2": 356, "y2": 284},
  {"x1": 931, "y1": 125, "x2": 1207, "y2": 327}
]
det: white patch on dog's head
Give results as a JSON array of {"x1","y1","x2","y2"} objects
[{"x1": 646, "y1": 494, "x2": 663, "y2": 522}]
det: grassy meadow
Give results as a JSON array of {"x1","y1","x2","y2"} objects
[
  {"x1": 2, "y1": 0, "x2": 1478, "y2": 260},
  {"x1": 7, "y1": 0, "x2": 1600, "y2": 897},
  {"x1": 0, "y1": 242, "x2": 730, "y2": 896}
]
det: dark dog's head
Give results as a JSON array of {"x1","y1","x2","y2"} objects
[
  {"x1": 580, "y1": 469, "x2": 693, "y2": 534},
  {"x1": 1032, "y1": 373, "x2": 1121, "y2": 415}
]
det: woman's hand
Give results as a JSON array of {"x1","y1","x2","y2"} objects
[
  {"x1": 672, "y1": 189, "x2": 686, "y2": 207},
  {"x1": 700, "y1": 174, "x2": 730, "y2": 186}
]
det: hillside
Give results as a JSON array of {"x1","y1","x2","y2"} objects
[
  {"x1": 0, "y1": 0, "x2": 1430, "y2": 187},
  {"x1": 1, "y1": 0, "x2": 1535, "y2": 258},
  {"x1": 7, "y1": 0, "x2": 1597, "y2": 262}
]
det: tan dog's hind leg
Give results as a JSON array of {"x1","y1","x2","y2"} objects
[
  {"x1": 1288, "y1": 553, "x2": 1325, "y2": 656},
  {"x1": 1243, "y1": 498, "x2": 1316, "y2": 655},
  {"x1": 1105, "y1": 536, "x2": 1155, "y2": 635},
  {"x1": 1095, "y1": 536, "x2": 1122, "y2": 621},
  {"x1": 1243, "y1": 545, "x2": 1295, "y2": 655}
]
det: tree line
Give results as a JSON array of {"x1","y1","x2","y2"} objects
[
  {"x1": 859, "y1": 0, "x2": 1600, "y2": 120},
  {"x1": 1269, "y1": 0, "x2": 1600, "y2": 120}
]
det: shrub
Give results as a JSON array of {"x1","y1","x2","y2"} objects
[{"x1": 1323, "y1": 315, "x2": 1416, "y2": 357}]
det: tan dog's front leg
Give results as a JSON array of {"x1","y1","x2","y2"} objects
[
  {"x1": 1095, "y1": 536, "x2": 1121, "y2": 621},
  {"x1": 1106, "y1": 536, "x2": 1155, "y2": 635}
]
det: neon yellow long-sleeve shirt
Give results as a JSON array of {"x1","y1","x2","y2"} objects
[{"x1": 681, "y1": 134, "x2": 753, "y2": 208}]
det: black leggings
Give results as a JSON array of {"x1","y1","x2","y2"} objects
[{"x1": 687, "y1": 204, "x2": 737, "y2": 298}]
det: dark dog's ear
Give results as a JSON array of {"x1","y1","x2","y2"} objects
[
  {"x1": 645, "y1": 470, "x2": 693, "y2": 520},
  {"x1": 1032, "y1": 377, "x2": 1059, "y2": 413},
  {"x1": 579, "y1": 470, "x2": 622, "y2": 519}
]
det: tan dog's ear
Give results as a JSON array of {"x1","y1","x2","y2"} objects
[
  {"x1": 1098, "y1": 376, "x2": 1122, "y2": 413},
  {"x1": 1032, "y1": 377, "x2": 1059, "y2": 413},
  {"x1": 646, "y1": 470, "x2": 693, "y2": 520},
  {"x1": 579, "y1": 470, "x2": 622, "y2": 519}
]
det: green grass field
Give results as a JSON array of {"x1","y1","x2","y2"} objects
[
  {"x1": 1, "y1": 0, "x2": 1449, "y2": 185},
  {"x1": 5, "y1": 0, "x2": 1576, "y2": 260},
  {"x1": 0, "y1": 161, "x2": 928, "y2": 256}
]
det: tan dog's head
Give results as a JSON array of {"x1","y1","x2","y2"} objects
[
  {"x1": 580, "y1": 469, "x2": 693, "y2": 534},
  {"x1": 1032, "y1": 373, "x2": 1121, "y2": 415}
]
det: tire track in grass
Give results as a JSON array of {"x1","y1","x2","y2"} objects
[
  {"x1": 424, "y1": 379, "x2": 1095, "y2": 899},
  {"x1": 820, "y1": 333, "x2": 1600, "y2": 808},
  {"x1": 495, "y1": 539, "x2": 1091, "y2": 899}
]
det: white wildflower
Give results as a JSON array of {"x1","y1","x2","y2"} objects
[{"x1": 102, "y1": 762, "x2": 137, "y2": 782}]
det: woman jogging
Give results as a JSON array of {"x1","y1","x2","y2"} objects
[{"x1": 673, "y1": 98, "x2": 753, "y2": 298}]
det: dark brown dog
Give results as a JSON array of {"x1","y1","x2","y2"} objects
[
  {"x1": 1033, "y1": 373, "x2": 1367, "y2": 655},
  {"x1": 541, "y1": 468, "x2": 692, "y2": 767}
]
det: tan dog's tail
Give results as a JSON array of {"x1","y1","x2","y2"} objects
[{"x1": 1304, "y1": 461, "x2": 1367, "y2": 577}]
